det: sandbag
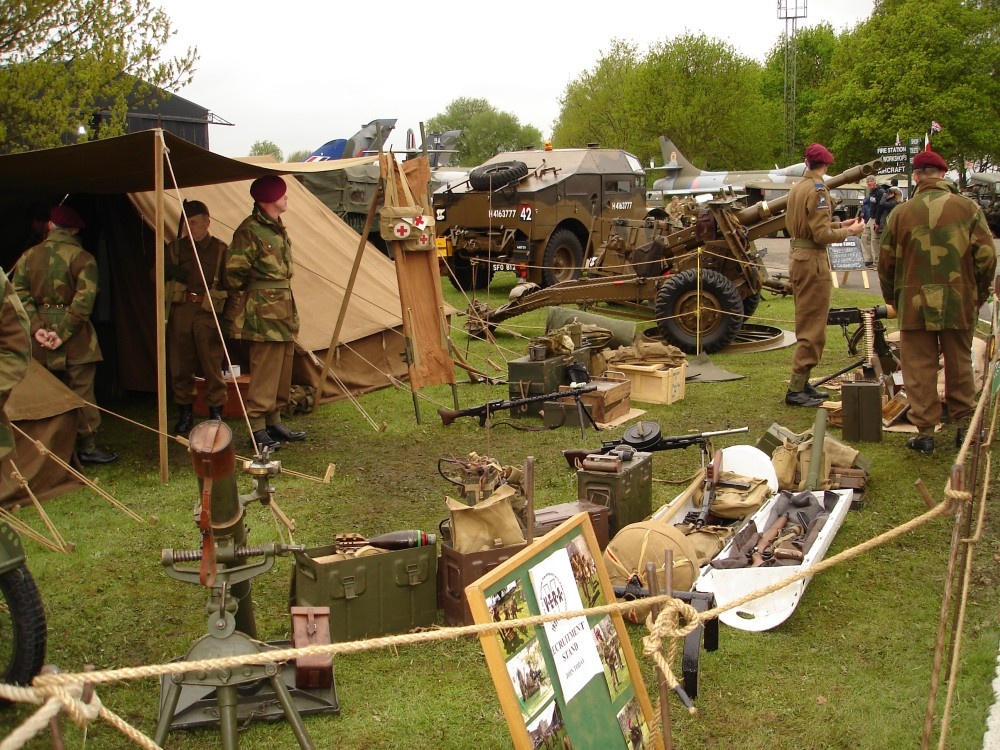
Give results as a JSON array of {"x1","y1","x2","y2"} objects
[{"x1": 604, "y1": 520, "x2": 700, "y2": 593}]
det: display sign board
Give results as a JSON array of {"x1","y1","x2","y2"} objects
[
  {"x1": 827, "y1": 236, "x2": 866, "y2": 272},
  {"x1": 466, "y1": 513, "x2": 661, "y2": 750}
]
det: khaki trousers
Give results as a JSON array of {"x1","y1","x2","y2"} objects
[
  {"x1": 51, "y1": 362, "x2": 99, "y2": 438},
  {"x1": 168, "y1": 302, "x2": 226, "y2": 407},
  {"x1": 899, "y1": 328, "x2": 975, "y2": 431},
  {"x1": 789, "y1": 247, "x2": 832, "y2": 376},
  {"x1": 246, "y1": 340, "x2": 294, "y2": 431}
]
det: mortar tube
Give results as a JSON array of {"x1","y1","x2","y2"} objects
[{"x1": 189, "y1": 421, "x2": 258, "y2": 639}]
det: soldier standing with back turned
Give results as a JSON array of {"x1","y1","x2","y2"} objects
[
  {"x1": 166, "y1": 200, "x2": 229, "y2": 435},
  {"x1": 878, "y1": 150, "x2": 996, "y2": 454},
  {"x1": 784, "y1": 143, "x2": 865, "y2": 407},
  {"x1": 225, "y1": 175, "x2": 306, "y2": 452},
  {"x1": 11, "y1": 205, "x2": 117, "y2": 464}
]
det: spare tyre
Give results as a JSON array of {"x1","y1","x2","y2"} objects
[{"x1": 468, "y1": 160, "x2": 528, "y2": 191}]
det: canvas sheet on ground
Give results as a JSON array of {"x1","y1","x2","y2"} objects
[{"x1": 466, "y1": 513, "x2": 662, "y2": 750}]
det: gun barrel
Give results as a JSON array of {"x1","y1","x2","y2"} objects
[{"x1": 736, "y1": 159, "x2": 884, "y2": 226}]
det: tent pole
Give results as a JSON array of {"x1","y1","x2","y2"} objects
[
  {"x1": 311, "y1": 179, "x2": 384, "y2": 413},
  {"x1": 155, "y1": 131, "x2": 169, "y2": 482}
]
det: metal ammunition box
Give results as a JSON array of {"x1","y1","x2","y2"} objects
[
  {"x1": 438, "y1": 542, "x2": 527, "y2": 626},
  {"x1": 842, "y1": 382, "x2": 883, "y2": 443},
  {"x1": 577, "y1": 450, "x2": 653, "y2": 536},
  {"x1": 290, "y1": 544, "x2": 438, "y2": 642},
  {"x1": 507, "y1": 355, "x2": 569, "y2": 417},
  {"x1": 532, "y1": 501, "x2": 611, "y2": 550}
]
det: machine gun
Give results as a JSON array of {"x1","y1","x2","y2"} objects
[
  {"x1": 562, "y1": 423, "x2": 749, "y2": 469},
  {"x1": 694, "y1": 449, "x2": 723, "y2": 530},
  {"x1": 815, "y1": 304, "x2": 898, "y2": 388},
  {"x1": 439, "y1": 383, "x2": 598, "y2": 437},
  {"x1": 464, "y1": 159, "x2": 884, "y2": 355}
]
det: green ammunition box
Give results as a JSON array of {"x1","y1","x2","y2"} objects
[
  {"x1": 842, "y1": 382, "x2": 883, "y2": 443},
  {"x1": 576, "y1": 450, "x2": 653, "y2": 536},
  {"x1": 508, "y1": 355, "x2": 569, "y2": 417},
  {"x1": 290, "y1": 544, "x2": 438, "y2": 642}
]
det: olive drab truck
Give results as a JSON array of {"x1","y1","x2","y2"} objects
[
  {"x1": 465, "y1": 159, "x2": 884, "y2": 354},
  {"x1": 433, "y1": 146, "x2": 649, "y2": 290}
]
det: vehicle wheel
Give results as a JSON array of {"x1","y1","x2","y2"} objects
[
  {"x1": 541, "y1": 230, "x2": 584, "y2": 287},
  {"x1": 0, "y1": 564, "x2": 46, "y2": 707},
  {"x1": 742, "y1": 290, "x2": 762, "y2": 318},
  {"x1": 468, "y1": 161, "x2": 528, "y2": 191},
  {"x1": 654, "y1": 269, "x2": 743, "y2": 354},
  {"x1": 447, "y1": 255, "x2": 495, "y2": 292}
]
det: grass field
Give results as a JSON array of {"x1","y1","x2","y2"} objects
[{"x1": 4, "y1": 274, "x2": 999, "y2": 749}]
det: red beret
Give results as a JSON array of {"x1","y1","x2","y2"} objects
[
  {"x1": 250, "y1": 175, "x2": 287, "y2": 203},
  {"x1": 804, "y1": 143, "x2": 835, "y2": 165},
  {"x1": 49, "y1": 205, "x2": 85, "y2": 229},
  {"x1": 913, "y1": 150, "x2": 948, "y2": 171}
]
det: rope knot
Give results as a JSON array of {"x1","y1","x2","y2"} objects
[{"x1": 641, "y1": 598, "x2": 700, "y2": 688}]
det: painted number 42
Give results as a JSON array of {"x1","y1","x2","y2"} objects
[{"x1": 519, "y1": 204, "x2": 532, "y2": 221}]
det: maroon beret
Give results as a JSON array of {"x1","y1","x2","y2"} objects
[
  {"x1": 49, "y1": 205, "x2": 85, "y2": 229},
  {"x1": 804, "y1": 143, "x2": 835, "y2": 165},
  {"x1": 250, "y1": 175, "x2": 287, "y2": 203},
  {"x1": 913, "y1": 150, "x2": 948, "y2": 171}
]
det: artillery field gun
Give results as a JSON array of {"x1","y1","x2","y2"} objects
[{"x1": 465, "y1": 159, "x2": 883, "y2": 354}]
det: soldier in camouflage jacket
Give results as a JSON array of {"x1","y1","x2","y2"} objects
[
  {"x1": 0, "y1": 270, "x2": 31, "y2": 461},
  {"x1": 878, "y1": 150, "x2": 997, "y2": 454},
  {"x1": 11, "y1": 205, "x2": 117, "y2": 464},
  {"x1": 224, "y1": 175, "x2": 305, "y2": 451}
]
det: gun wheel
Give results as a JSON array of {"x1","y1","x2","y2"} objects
[
  {"x1": 0, "y1": 563, "x2": 47, "y2": 707},
  {"x1": 654, "y1": 269, "x2": 743, "y2": 354}
]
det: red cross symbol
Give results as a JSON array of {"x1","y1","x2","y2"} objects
[
  {"x1": 413, "y1": 215, "x2": 426, "y2": 228},
  {"x1": 418, "y1": 233, "x2": 430, "y2": 246},
  {"x1": 394, "y1": 223, "x2": 410, "y2": 238}
]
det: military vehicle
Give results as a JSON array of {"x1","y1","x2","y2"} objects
[
  {"x1": 433, "y1": 146, "x2": 649, "y2": 290},
  {"x1": 465, "y1": 159, "x2": 883, "y2": 354},
  {"x1": 968, "y1": 172, "x2": 1000, "y2": 236},
  {"x1": 299, "y1": 119, "x2": 463, "y2": 255}
]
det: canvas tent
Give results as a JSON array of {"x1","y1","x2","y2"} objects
[{"x1": 0, "y1": 130, "x2": 411, "y2": 478}]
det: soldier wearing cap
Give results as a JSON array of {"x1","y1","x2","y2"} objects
[
  {"x1": 878, "y1": 150, "x2": 996, "y2": 454},
  {"x1": 165, "y1": 200, "x2": 229, "y2": 435},
  {"x1": 11, "y1": 205, "x2": 117, "y2": 464},
  {"x1": 224, "y1": 175, "x2": 306, "y2": 451},
  {"x1": 783, "y1": 143, "x2": 865, "y2": 407}
]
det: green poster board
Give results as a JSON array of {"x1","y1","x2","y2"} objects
[{"x1": 466, "y1": 513, "x2": 661, "y2": 750}]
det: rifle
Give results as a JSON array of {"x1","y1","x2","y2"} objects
[
  {"x1": 694, "y1": 450, "x2": 723, "y2": 530},
  {"x1": 562, "y1": 424, "x2": 749, "y2": 470},
  {"x1": 439, "y1": 384, "x2": 598, "y2": 431}
]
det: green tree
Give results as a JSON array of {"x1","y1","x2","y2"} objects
[
  {"x1": 761, "y1": 23, "x2": 842, "y2": 162},
  {"x1": 286, "y1": 149, "x2": 311, "y2": 163},
  {"x1": 552, "y1": 40, "x2": 647, "y2": 156},
  {"x1": 427, "y1": 97, "x2": 542, "y2": 165},
  {"x1": 250, "y1": 140, "x2": 283, "y2": 162},
  {"x1": 809, "y1": 0, "x2": 1000, "y2": 174},
  {"x1": 0, "y1": 1, "x2": 197, "y2": 154}
]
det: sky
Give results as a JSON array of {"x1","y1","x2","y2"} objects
[{"x1": 160, "y1": 0, "x2": 877, "y2": 159}]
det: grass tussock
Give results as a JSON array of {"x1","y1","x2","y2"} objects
[{"x1": 4, "y1": 275, "x2": 999, "y2": 749}]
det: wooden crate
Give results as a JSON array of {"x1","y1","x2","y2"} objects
[
  {"x1": 615, "y1": 361, "x2": 687, "y2": 405},
  {"x1": 193, "y1": 374, "x2": 250, "y2": 417},
  {"x1": 557, "y1": 372, "x2": 630, "y2": 423}
]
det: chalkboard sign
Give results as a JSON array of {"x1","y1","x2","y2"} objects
[
  {"x1": 466, "y1": 514, "x2": 661, "y2": 750},
  {"x1": 827, "y1": 236, "x2": 866, "y2": 271}
]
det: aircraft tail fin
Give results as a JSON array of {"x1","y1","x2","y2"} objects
[{"x1": 657, "y1": 135, "x2": 700, "y2": 175}]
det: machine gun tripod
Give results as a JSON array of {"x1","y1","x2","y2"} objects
[{"x1": 155, "y1": 421, "x2": 337, "y2": 749}]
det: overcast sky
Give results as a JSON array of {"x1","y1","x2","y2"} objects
[{"x1": 160, "y1": 0, "x2": 876, "y2": 159}]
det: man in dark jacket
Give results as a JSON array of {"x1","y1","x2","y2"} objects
[{"x1": 878, "y1": 150, "x2": 996, "y2": 454}]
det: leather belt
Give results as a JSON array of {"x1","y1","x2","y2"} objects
[
  {"x1": 789, "y1": 239, "x2": 824, "y2": 250},
  {"x1": 185, "y1": 292, "x2": 205, "y2": 303},
  {"x1": 41, "y1": 302, "x2": 66, "y2": 309}
]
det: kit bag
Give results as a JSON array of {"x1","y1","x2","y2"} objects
[
  {"x1": 446, "y1": 485, "x2": 526, "y2": 553},
  {"x1": 604, "y1": 520, "x2": 700, "y2": 593}
]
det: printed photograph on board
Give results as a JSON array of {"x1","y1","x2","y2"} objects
[
  {"x1": 487, "y1": 579, "x2": 532, "y2": 659},
  {"x1": 617, "y1": 696, "x2": 651, "y2": 750},
  {"x1": 526, "y1": 700, "x2": 572, "y2": 750},
  {"x1": 506, "y1": 637, "x2": 555, "y2": 720},
  {"x1": 567, "y1": 534, "x2": 603, "y2": 608},
  {"x1": 593, "y1": 614, "x2": 630, "y2": 700}
]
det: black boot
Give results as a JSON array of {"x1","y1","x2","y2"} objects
[
  {"x1": 785, "y1": 389, "x2": 825, "y2": 408},
  {"x1": 208, "y1": 405, "x2": 224, "y2": 421},
  {"x1": 252, "y1": 429, "x2": 281, "y2": 452},
  {"x1": 173, "y1": 404, "x2": 194, "y2": 435},
  {"x1": 267, "y1": 423, "x2": 306, "y2": 442},
  {"x1": 77, "y1": 434, "x2": 118, "y2": 465},
  {"x1": 804, "y1": 382, "x2": 830, "y2": 400},
  {"x1": 906, "y1": 435, "x2": 934, "y2": 454}
]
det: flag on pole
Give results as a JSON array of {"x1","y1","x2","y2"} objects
[
  {"x1": 931, "y1": 121, "x2": 942, "y2": 134},
  {"x1": 924, "y1": 133, "x2": 930, "y2": 151},
  {"x1": 895, "y1": 132, "x2": 901, "y2": 146}
]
